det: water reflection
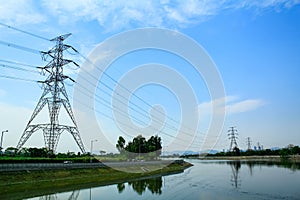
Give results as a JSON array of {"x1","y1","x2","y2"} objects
[
  {"x1": 39, "y1": 190, "x2": 79, "y2": 200},
  {"x1": 117, "y1": 176, "x2": 163, "y2": 195},
  {"x1": 226, "y1": 160, "x2": 300, "y2": 189},
  {"x1": 39, "y1": 195, "x2": 57, "y2": 200},
  {"x1": 25, "y1": 160, "x2": 300, "y2": 200},
  {"x1": 246, "y1": 162, "x2": 254, "y2": 176},
  {"x1": 228, "y1": 161, "x2": 241, "y2": 189},
  {"x1": 69, "y1": 190, "x2": 80, "y2": 200}
]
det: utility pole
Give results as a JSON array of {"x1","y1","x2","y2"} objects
[
  {"x1": 228, "y1": 127, "x2": 238, "y2": 152},
  {"x1": 90, "y1": 139, "x2": 97, "y2": 163},
  {"x1": 246, "y1": 137, "x2": 252, "y2": 150},
  {"x1": 0, "y1": 130, "x2": 8, "y2": 152},
  {"x1": 16, "y1": 34, "x2": 86, "y2": 154}
]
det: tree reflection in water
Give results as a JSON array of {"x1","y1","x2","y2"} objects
[{"x1": 117, "y1": 176, "x2": 163, "y2": 195}]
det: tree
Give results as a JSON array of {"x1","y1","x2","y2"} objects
[
  {"x1": 27, "y1": 147, "x2": 48, "y2": 157},
  {"x1": 133, "y1": 135, "x2": 146, "y2": 154},
  {"x1": 99, "y1": 150, "x2": 106, "y2": 155},
  {"x1": 146, "y1": 135, "x2": 162, "y2": 159},
  {"x1": 4, "y1": 147, "x2": 18, "y2": 156},
  {"x1": 291, "y1": 146, "x2": 300, "y2": 155},
  {"x1": 232, "y1": 147, "x2": 240, "y2": 156},
  {"x1": 116, "y1": 136, "x2": 126, "y2": 154},
  {"x1": 117, "y1": 134, "x2": 162, "y2": 160}
]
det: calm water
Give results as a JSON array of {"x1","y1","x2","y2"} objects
[{"x1": 29, "y1": 160, "x2": 300, "y2": 200}]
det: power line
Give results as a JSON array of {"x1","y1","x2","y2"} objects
[
  {"x1": 75, "y1": 83, "x2": 203, "y2": 145},
  {"x1": 0, "y1": 22, "x2": 50, "y2": 41},
  {"x1": 0, "y1": 59, "x2": 40, "y2": 68},
  {"x1": 77, "y1": 72, "x2": 205, "y2": 144},
  {"x1": 71, "y1": 70, "x2": 206, "y2": 147},
  {"x1": 0, "y1": 40, "x2": 42, "y2": 55},
  {"x1": 1, "y1": 25, "x2": 206, "y2": 140},
  {"x1": 76, "y1": 53, "x2": 206, "y2": 140},
  {"x1": 0, "y1": 26, "x2": 208, "y2": 148},
  {"x1": 0, "y1": 63, "x2": 41, "y2": 74},
  {"x1": 73, "y1": 95, "x2": 200, "y2": 148},
  {"x1": 0, "y1": 74, "x2": 37, "y2": 82}
]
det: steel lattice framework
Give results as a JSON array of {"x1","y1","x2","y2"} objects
[
  {"x1": 228, "y1": 126, "x2": 238, "y2": 152},
  {"x1": 17, "y1": 34, "x2": 86, "y2": 153}
]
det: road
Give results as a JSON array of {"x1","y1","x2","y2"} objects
[{"x1": 0, "y1": 160, "x2": 181, "y2": 172}]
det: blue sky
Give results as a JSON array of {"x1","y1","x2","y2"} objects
[{"x1": 0, "y1": 0, "x2": 299, "y2": 153}]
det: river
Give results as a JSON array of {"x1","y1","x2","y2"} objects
[{"x1": 29, "y1": 159, "x2": 300, "y2": 200}]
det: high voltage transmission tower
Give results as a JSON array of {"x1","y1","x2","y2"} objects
[
  {"x1": 228, "y1": 127, "x2": 238, "y2": 152},
  {"x1": 246, "y1": 137, "x2": 252, "y2": 150},
  {"x1": 16, "y1": 34, "x2": 86, "y2": 153}
]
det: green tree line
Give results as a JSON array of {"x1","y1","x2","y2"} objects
[
  {"x1": 211, "y1": 145, "x2": 300, "y2": 157},
  {"x1": 116, "y1": 135, "x2": 162, "y2": 160}
]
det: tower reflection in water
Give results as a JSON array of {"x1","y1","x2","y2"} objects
[
  {"x1": 39, "y1": 190, "x2": 80, "y2": 200},
  {"x1": 228, "y1": 161, "x2": 241, "y2": 189}
]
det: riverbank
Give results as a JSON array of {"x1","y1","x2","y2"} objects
[
  {"x1": 198, "y1": 155, "x2": 300, "y2": 162},
  {"x1": 0, "y1": 160, "x2": 192, "y2": 200}
]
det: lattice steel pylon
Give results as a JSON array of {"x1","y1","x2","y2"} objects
[
  {"x1": 17, "y1": 34, "x2": 86, "y2": 154},
  {"x1": 228, "y1": 126, "x2": 238, "y2": 152}
]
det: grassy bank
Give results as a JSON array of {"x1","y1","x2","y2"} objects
[
  {"x1": 0, "y1": 156, "x2": 94, "y2": 163},
  {"x1": 0, "y1": 161, "x2": 192, "y2": 199}
]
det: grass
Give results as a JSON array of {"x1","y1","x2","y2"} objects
[
  {"x1": 0, "y1": 156, "x2": 92, "y2": 163},
  {"x1": 0, "y1": 162, "x2": 192, "y2": 200}
]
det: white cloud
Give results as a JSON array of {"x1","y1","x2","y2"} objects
[
  {"x1": 40, "y1": 0, "x2": 300, "y2": 31},
  {"x1": 198, "y1": 95, "x2": 266, "y2": 117},
  {"x1": 0, "y1": 0, "x2": 46, "y2": 25},
  {"x1": 226, "y1": 98, "x2": 266, "y2": 114},
  {"x1": 0, "y1": 0, "x2": 298, "y2": 31}
]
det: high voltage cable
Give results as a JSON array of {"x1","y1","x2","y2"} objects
[
  {"x1": 0, "y1": 23, "x2": 202, "y2": 138},
  {"x1": 75, "y1": 83, "x2": 202, "y2": 145},
  {"x1": 0, "y1": 74, "x2": 37, "y2": 82},
  {"x1": 76, "y1": 53, "x2": 206, "y2": 140},
  {"x1": 76, "y1": 68, "x2": 205, "y2": 141},
  {"x1": 0, "y1": 24, "x2": 208, "y2": 147},
  {"x1": 0, "y1": 59, "x2": 40, "y2": 68},
  {"x1": 77, "y1": 52, "x2": 206, "y2": 137},
  {"x1": 0, "y1": 40, "x2": 41, "y2": 55},
  {"x1": 74, "y1": 82, "x2": 206, "y2": 146},
  {"x1": 73, "y1": 95, "x2": 199, "y2": 148},
  {"x1": 0, "y1": 63, "x2": 41, "y2": 74},
  {"x1": 0, "y1": 22, "x2": 50, "y2": 41},
  {"x1": 75, "y1": 70, "x2": 184, "y2": 135},
  {"x1": 72, "y1": 74, "x2": 206, "y2": 147}
]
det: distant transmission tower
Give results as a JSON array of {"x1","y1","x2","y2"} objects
[
  {"x1": 246, "y1": 137, "x2": 252, "y2": 150},
  {"x1": 17, "y1": 34, "x2": 86, "y2": 153},
  {"x1": 228, "y1": 127, "x2": 238, "y2": 151}
]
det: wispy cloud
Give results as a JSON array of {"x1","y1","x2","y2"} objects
[
  {"x1": 198, "y1": 95, "x2": 266, "y2": 117},
  {"x1": 226, "y1": 98, "x2": 266, "y2": 114},
  {"x1": 0, "y1": 0, "x2": 46, "y2": 25},
  {"x1": 41, "y1": 0, "x2": 300, "y2": 31},
  {"x1": 0, "y1": 0, "x2": 296, "y2": 32}
]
